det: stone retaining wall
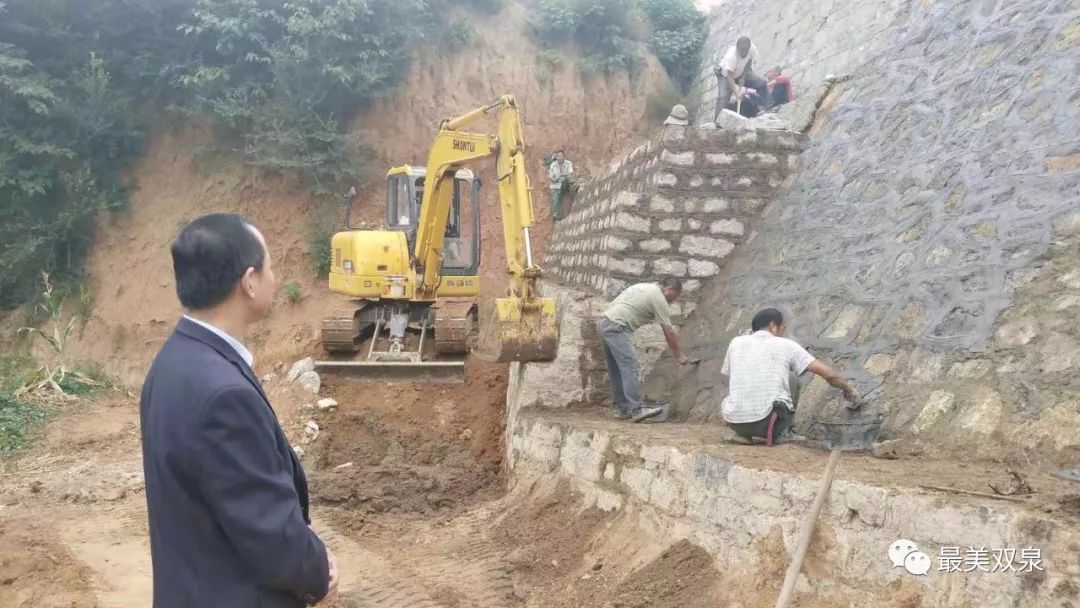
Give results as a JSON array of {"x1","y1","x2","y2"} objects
[
  {"x1": 546, "y1": 126, "x2": 805, "y2": 317},
  {"x1": 646, "y1": 0, "x2": 1080, "y2": 465},
  {"x1": 521, "y1": 124, "x2": 806, "y2": 417},
  {"x1": 508, "y1": 412, "x2": 1080, "y2": 608}
]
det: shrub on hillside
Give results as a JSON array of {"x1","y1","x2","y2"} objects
[{"x1": 530, "y1": 0, "x2": 705, "y2": 89}]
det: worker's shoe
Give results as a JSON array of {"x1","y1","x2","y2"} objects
[
  {"x1": 631, "y1": 406, "x2": 664, "y2": 423},
  {"x1": 613, "y1": 410, "x2": 633, "y2": 420},
  {"x1": 772, "y1": 429, "x2": 807, "y2": 445}
]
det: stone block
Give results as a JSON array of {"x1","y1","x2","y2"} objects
[
  {"x1": 995, "y1": 319, "x2": 1038, "y2": 347},
  {"x1": 912, "y1": 390, "x2": 955, "y2": 435},
  {"x1": 649, "y1": 195, "x2": 675, "y2": 212},
  {"x1": 1040, "y1": 334, "x2": 1080, "y2": 372},
  {"x1": 736, "y1": 132, "x2": 758, "y2": 145},
  {"x1": 653, "y1": 258, "x2": 688, "y2": 277},
  {"x1": 612, "y1": 190, "x2": 641, "y2": 209},
  {"x1": 1045, "y1": 154, "x2": 1080, "y2": 172},
  {"x1": 688, "y1": 259, "x2": 720, "y2": 277},
  {"x1": 705, "y1": 153, "x2": 736, "y2": 165},
  {"x1": 680, "y1": 235, "x2": 735, "y2": 258},
  {"x1": 658, "y1": 218, "x2": 683, "y2": 231},
  {"x1": 661, "y1": 150, "x2": 695, "y2": 166},
  {"x1": 947, "y1": 359, "x2": 991, "y2": 379},
  {"x1": 687, "y1": 219, "x2": 703, "y2": 231},
  {"x1": 906, "y1": 349, "x2": 945, "y2": 382},
  {"x1": 689, "y1": 175, "x2": 706, "y2": 188},
  {"x1": 746, "y1": 152, "x2": 778, "y2": 164},
  {"x1": 663, "y1": 125, "x2": 686, "y2": 143},
  {"x1": 657, "y1": 173, "x2": 678, "y2": 187},
  {"x1": 703, "y1": 198, "x2": 730, "y2": 213},
  {"x1": 639, "y1": 238, "x2": 672, "y2": 253},
  {"x1": 863, "y1": 354, "x2": 895, "y2": 375},
  {"x1": 824, "y1": 306, "x2": 863, "y2": 340},
  {"x1": 925, "y1": 246, "x2": 952, "y2": 266},
  {"x1": 960, "y1": 389, "x2": 1003, "y2": 436},
  {"x1": 709, "y1": 219, "x2": 745, "y2": 236},
  {"x1": 614, "y1": 212, "x2": 651, "y2": 233},
  {"x1": 1059, "y1": 270, "x2": 1080, "y2": 289},
  {"x1": 609, "y1": 257, "x2": 646, "y2": 276}
]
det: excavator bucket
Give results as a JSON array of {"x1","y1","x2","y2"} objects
[{"x1": 472, "y1": 297, "x2": 559, "y2": 363}]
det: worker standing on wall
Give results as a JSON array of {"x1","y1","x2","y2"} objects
[
  {"x1": 597, "y1": 279, "x2": 689, "y2": 422},
  {"x1": 721, "y1": 308, "x2": 859, "y2": 445},
  {"x1": 548, "y1": 149, "x2": 573, "y2": 221},
  {"x1": 713, "y1": 35, "x2": 769, "y2": 123}
]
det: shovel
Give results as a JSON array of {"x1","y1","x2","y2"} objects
[{"x1": 773, "y1": 409, "x2": 883, "y2": 608}]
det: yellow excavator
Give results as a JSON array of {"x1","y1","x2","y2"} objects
[{"x1": 314, "y1": 95, "x2": 558, "y2": 382}]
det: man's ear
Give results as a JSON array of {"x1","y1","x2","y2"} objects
[{"x1": 239, "y1": 267, "x2": 257, "y2": 298}]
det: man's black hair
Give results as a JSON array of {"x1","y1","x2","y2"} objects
[
  {"x1": 737, "y1": 36, "x2": 751, "y2": 48},
  {"x1": 660, "y1": 277, "x2": 683, "y2": 293},
  {"x1": 751, "y1": 307, "x2": 784, "y2": 332},
  {"x1": 171, "y1": 213, "x2": 265, "y2": 310}
]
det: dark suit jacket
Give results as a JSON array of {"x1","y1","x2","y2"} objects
[{"x1": 140, "y1": 317, "x2": 329, "y2": 607}]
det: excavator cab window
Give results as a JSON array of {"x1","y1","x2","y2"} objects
[
  {"x1": 386, "y1": 173, "x2": 415, "y2": 229},
  {"x1": 441, "y1": 175, "x2": 480, "y2": 276},
  {"x1": 385, "y1": 171, "x2": 479, "y2": 277}
]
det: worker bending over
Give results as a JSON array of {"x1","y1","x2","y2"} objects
[
  {"x1": 597, "y1": 279, "x2": 688, "y2": 421},
  {"x1": 721, "y1": 308, "x2": 858, "y2": 445},
  {"x1": 713, "y1": 35, "x2": 769, "y2": 123}
]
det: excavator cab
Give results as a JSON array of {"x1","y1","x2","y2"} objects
[{"x1": 385, "y1": 166, "x2": 480, "y2": 277}]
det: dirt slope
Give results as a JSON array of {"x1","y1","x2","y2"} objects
[{"x1": 2, "y1": 2, "x2": 672, "y2": 462}]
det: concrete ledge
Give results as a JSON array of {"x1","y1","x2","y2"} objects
[{"x1": 507, "y1": 408, "x2": 1080, "y2": 607}]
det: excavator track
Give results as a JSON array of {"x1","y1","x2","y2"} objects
[
  {"x1": 320, "y1": 305, "x2": 369, "y2": 353},
  {"x1": 432, "y1": 299, "x2": 476, "y2": 356}
]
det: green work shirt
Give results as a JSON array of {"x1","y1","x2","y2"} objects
[{"x1": 602, "y1": 283, "x2": 673, "y2": 332}]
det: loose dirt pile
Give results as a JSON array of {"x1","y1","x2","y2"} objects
[{"x1": 307, "y1": 409, "x2": 500, "y2": 517}]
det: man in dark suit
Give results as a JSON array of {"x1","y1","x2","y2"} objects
[{"x1": 141, "y1": 213, "x2": 336, "y2": 607}]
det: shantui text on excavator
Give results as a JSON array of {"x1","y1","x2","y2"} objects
[{"x1": 314, "y1": 95, "x2": 559, "y2": 383}]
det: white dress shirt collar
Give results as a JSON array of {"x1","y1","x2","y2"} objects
[{"x1": 183, "y1": 315, "x2": 254, "y2": 368}]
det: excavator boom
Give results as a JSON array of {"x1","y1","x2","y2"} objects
[{"x1": 412, "y1": 95, "x2": 558, "y2": 363}]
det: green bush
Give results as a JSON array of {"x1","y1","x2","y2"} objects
[
  {"x1": 640, "y1": 0, "x2": 708, "y2": 93},
  {"x1": 283, "y1": 281, "x2": 303, "y2": 304},
  {"x1": 307, "y1": 215, "x2": 337, "y2": 278},
  {"x1": 0, "y1": 356, "x2": 45, "y2": 452},
  {"x1": 529, "y1": 0, "x2": 704, "y2": 85},
  {"x1": 0, "y1": 0, "x2": 479, "y2": 306},
  {"x1": 531, "y1": 0, "x2": 647, "y2": 77}
]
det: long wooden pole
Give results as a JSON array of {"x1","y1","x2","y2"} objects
[{"x1": 774, "y1": 448, "x2": 842, "y2": 608}]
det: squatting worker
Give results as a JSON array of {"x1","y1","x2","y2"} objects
[
  {"x1": 597, "y1": 278, "x2": 689, "y2": 421},
  {"x1": 714, "y1": 35, "x2": 769, "y2": 123},
  {"x1": 141, "y1": 214, "x2": 337, "y2": 607},
  {"x1": 721, "y1": 308, "x2": 858, "y2": 445}
]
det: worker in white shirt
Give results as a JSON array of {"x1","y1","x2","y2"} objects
[
  {"x1": 721, "y1": 308, "x2": 859, "y2": 445},
  {"x1": 713, "y1": 36, "x2": 769, "y2": 123},
  {"x1": 547, "y1": 149, "x2": 573, "y2": 221}
]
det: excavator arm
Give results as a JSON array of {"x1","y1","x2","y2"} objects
[{"x1": 411, "y1": 95, "x2": 558, "y2": 362}]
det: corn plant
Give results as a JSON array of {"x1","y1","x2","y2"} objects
[{"x1": 16, "y1": 273, "x2": 100, "y2": 400}]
